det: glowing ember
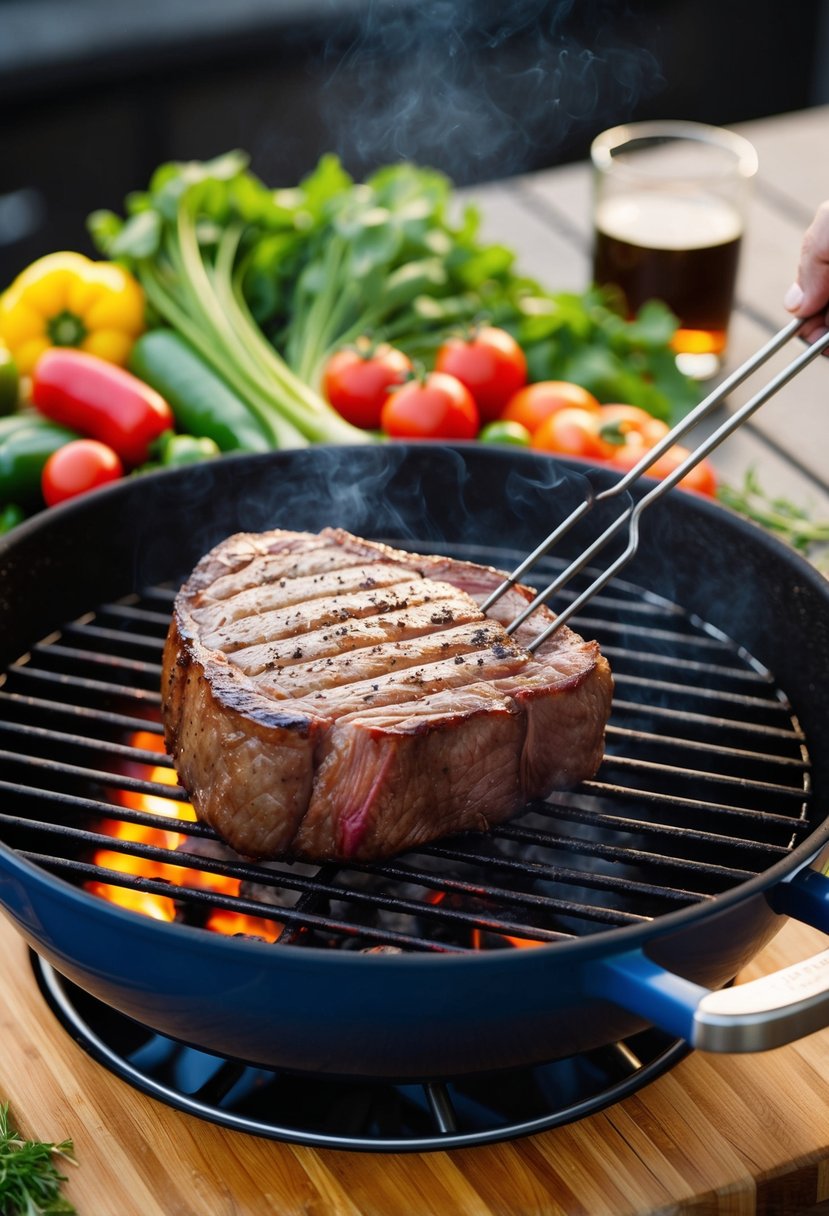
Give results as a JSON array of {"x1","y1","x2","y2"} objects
[
  {"x1": 206, "y1": 908, "x2": 282, "y2": 943},
  {"x1": 471, "y1": 927, "x2": 546, "y2": 950},
  {"x1": 87, "y1": 729, "x2": 283, "y2": 940}
]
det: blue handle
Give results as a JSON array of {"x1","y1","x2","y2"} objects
[
  {"x1": 586, "y1": 950, "x2": 708, "y2": 1042},
  {"x1": 585, "y1": 863, "x2": 829, "y2": 1052},
  {"x1": 768, "y1": 866, "x2": 829, "y2": 931}
]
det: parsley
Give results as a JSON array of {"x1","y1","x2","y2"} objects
[
  {"x1": 0, "y1": 1102, "x2": 77, "y2": 1216},
  {"x1": 89, "y1": 153, "x2": 700, "y2": 427}
]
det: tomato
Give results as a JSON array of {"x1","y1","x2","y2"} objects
[
  {"x1": 597, "y1": 404, "x2": 670, "y2": 448},
  {"x1": 322, "y1": 341, "x2": 413, "y2": 430},
  {"x1": 501, "y1": 381, "x2": 601, "y2": 433},
  {"x1": 609, "y1": 438, "x2": 717, "y2": 496},
  {"x1": 434, "y1": 326, "x2": 527, "y2": 422},
  {"x1": 380, "y1": 371, "x2": 479, "y2": 440},
  {"x1": 41, "y1": 438, "x2": 124, "y2": 506},
  {"x1": 606, "y1": 437, "x2": 647, "y2": 471},
  {"x1": 478, "y1": 419, "x2": 532, "y2": 446},
  {"x1": 531, "y1": 407, "x2": 619, "y2": 460},
  {"x1": 648, "y1": 445, "x2": 718, "y2": 496}
]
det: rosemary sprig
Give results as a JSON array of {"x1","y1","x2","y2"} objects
[
  {"x1": 718, "y1": 468, "x2": 829, "y2": 569},
  {"x1": 0, "y1": 1102, "x2": 77, "y2": 1215}
]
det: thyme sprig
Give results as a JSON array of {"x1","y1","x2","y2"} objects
[
  {"x1": 0, "y1": 1102, "x2": 77, "y2": 1216},
  {"x1": 718, "y1": 468, "x2": 829, "y2": 570}
]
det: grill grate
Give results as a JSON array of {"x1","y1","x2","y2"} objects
[{"x1": 0, "y1": 542, "x2": 812, "y2": 953}]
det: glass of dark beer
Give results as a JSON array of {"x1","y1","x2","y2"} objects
[{"x1": 591, "y1": 121, "x2": 758, "y2": 379}]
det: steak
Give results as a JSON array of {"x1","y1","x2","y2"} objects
[{"x1": 161, "y1": 527, "x2": 613, "y2": 861}]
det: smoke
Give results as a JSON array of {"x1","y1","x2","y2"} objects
[
  {"x1": 317, "y1": 0, "x2": 664, "y2": 184},
  {"x1": 136, "y1": 444, "x2": 580, "y2": 590}
]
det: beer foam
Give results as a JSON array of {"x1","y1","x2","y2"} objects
[{"x1": 596, "y1": 192, "x2": 742, "y2": 251}]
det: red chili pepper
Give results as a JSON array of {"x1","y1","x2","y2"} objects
[{"x1": 31, "y1": 347, "x2": 174, "y2": 467}]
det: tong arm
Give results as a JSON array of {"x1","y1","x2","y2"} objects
[{"x1": 489, "y1": 319, "x2": 829, "y2": 651}]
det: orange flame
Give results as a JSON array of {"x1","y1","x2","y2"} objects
[
  {"x1": 206, "y1": 908, "x2": 282, "y2": 942},
  {"x1": 87, "y1": 730, "x2": 282, "y2": 941},
  {"x1": 471, "y1": 927, "x2": 546, "y2": 950}
]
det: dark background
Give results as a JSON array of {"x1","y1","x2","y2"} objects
[{"x1": 1, "y1": 0, "x2": 828, "y2": 283}]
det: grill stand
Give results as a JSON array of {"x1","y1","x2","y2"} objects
[{"x1": 33, "y1": 951, "x2": 690, "y2": 1152}]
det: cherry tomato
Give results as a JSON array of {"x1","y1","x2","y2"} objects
[
  {"x1": 434, "y1": 326, "x2": 527, "y2": 422},
  {"x1": 607, "y1": 438, "x2": 655, "y2": 476},
  {"x1": 322, "y1": 341, "x2": 413, "y2": 430},
  {"x1": 649, "y1": 445, "x2": 718, "y2": 497},
  {"x1": 41, "y1": 438, "x2": 124, "y2": 506},
  {"x1": 597, "y1": 404, "x2": 670, "y2": 448},
  {"x1": 380, "y1": 371, "x2": 479, "y2": 440},
  {"x1": 531, "y1": 407, "x2": 619, "y2": 460},
  {"x1": 501, "y1": 381, "x2": 601, "y2": 433},
  {"x1": 609, "y1": 438, "x2": 717, "y2": 496}
]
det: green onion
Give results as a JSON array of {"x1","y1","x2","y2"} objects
[{"x1": 89, "y1": 154, "x2": 368, "y2": 449}]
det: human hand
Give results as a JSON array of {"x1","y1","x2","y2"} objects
[{"x1": 784, "y1": 201, "x2": 829, "y2": 343}]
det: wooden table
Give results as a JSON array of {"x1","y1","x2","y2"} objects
[{"x1": 3, "y1": 106, "x2": 829, "y2": 1216}]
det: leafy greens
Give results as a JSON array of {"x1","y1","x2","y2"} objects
[
  {"x1": 89, "y1": 149, "x2": 701, "y2": 445},
  {"x1": 718, "y1": 467, "x2": 829, "y2": 568},
  {"x1": 0, "y1": 1102, "x2": 77, "y2": 1216}
]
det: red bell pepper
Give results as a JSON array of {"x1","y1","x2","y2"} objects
[{"x1": 31, "y1": 348, "x2": 174, "y2": 467}]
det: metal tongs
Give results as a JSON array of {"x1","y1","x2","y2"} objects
[{"x1": 483, "y1": 318, "x2": 829, "y2": 651}]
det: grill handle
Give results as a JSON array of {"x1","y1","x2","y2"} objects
[{"x1": 587, "y1": 867, "x2": 829, "y2": 1053}]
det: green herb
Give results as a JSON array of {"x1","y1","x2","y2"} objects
[
  {"x1": 244, "y1": 156, "x2": 701, "y2": 421},
  {"x1": 89, "y1": 151, "x2": 700, "y2": 436},
  {"x1": 0, "y1": 1102, "x2": 77, "y2": 1215},
  {"x1": 88, "y1": 151, "x2": 366, "y2": 449},
  {"x1": 517, "y1": 292, "x2": 701, "y2": 425},
  {"x1": 718, "y1": 468, "x2": 829, "y2": 568},
  {"x1": 0, "y1": 503, "x2": 24, "y2": 534}
]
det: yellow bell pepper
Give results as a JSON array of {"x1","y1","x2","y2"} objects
[{"x1": 0, "y1": 251, "x2": 146, "y2": 375}]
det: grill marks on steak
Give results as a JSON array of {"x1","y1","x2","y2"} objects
[
  {"x1": 200, "y1": 577, "x2": 425, "y2": 653},
  {"x1": 162, "y1": 527, "x2": 613, "y2": 861},
  {"x1": 195, "y1": 562, "x2": 424, "y2": 637},
  {"x1": 229, "y1": 599, "x2": 486, "y2": 677},
  {"x1": 253, "y1": 621, "x2": 506, "y2": 696}
]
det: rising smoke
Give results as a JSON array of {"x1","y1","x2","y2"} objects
[{"x1": 318, "y1": 0, "x2": 664, "y2": 184}]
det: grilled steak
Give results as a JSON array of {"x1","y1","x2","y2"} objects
[{"x1": 161, "y1": 527, "x2": 613, "y2": 861}]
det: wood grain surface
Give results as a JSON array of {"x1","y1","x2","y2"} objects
[
  {"x1": 2, "y1": 107, "x2": 829, "y2": 1216},
  {"x1": 2, "y1": 914, "x2": 829, "y2": 1215}
]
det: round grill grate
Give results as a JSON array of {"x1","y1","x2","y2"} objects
[{"x1": 0, "y1": 541, "x2": 812, "y2": 953}]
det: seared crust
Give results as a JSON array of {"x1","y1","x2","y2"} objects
[{"x1": 162, "y1": 528, "x2": 613, "y2": 861}]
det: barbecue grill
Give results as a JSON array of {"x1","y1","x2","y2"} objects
[
  {"x1": 1, "y1": 443, "x2": 828, "y2": 1150},
  {"x1": 5, "y1": 548, "x2": 806, "y2": 949}
]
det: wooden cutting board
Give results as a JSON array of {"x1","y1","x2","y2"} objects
[{"x1": 2, "y1": 912, "x2": 829, "y2": 1216}]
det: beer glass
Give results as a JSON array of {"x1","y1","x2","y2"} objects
[{"x1": 591, "y1": 121, "x2": 758, "y2": 379}]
